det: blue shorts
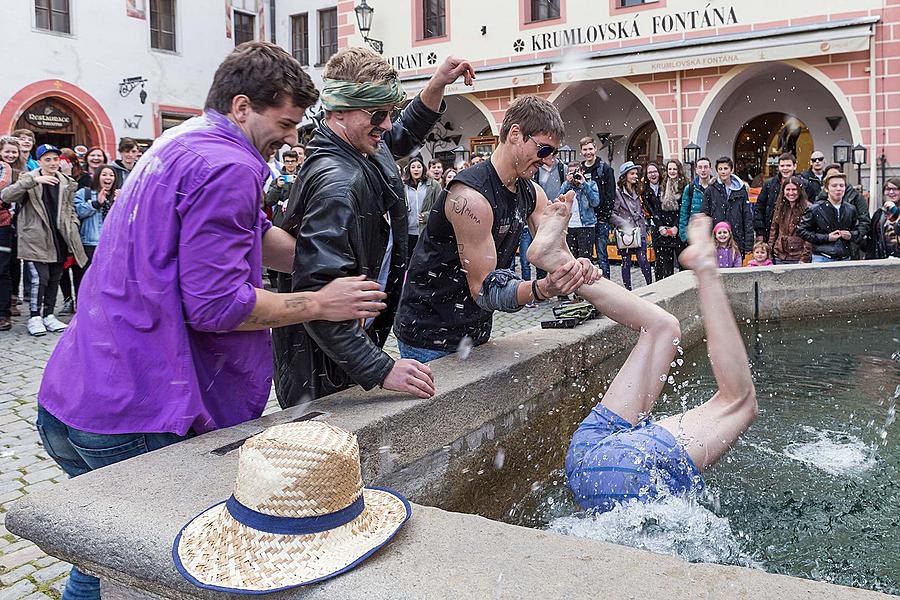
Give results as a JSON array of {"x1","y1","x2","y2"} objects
[{"x1": 565, "y1": 404, "x2": 704, "y2": 513}]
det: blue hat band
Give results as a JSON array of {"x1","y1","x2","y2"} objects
[{"x1": 225, "y1": 494, "x2": 365, "y2": 535}]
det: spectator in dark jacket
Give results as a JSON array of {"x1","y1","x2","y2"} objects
[
  {"x1": 797, "y1": 171, "x2": 859, "y2": 262},
  {"x1": 679, "y1": 156, "x2": 713, "y2": 242},
  {"x1": 867, "y1": 178, "x2": 900, "y2": 259},
  {"x1": 648, "y1": 159, "x2": 688, "y2": 280},
  {"x1": 702, "y1": 157, "x2": 754, "y2": 255},
  {"x1": 815, "y1": 163, "x2": 871, "y2": 258},
  {"x1": 272, "y1": 48, "x2": 471, "y2": 406},
  {"x1": 264, "y1": 149, "x2": 300, "y2": 229},
  {"x1": 110, "y1": 137, "x2": 140, "y2": 188},
  {"x1": 799, "y1": 150, "x2": 826, "y2": 198},
  {"x1": 580, "y1": 136, "x2": 616, "y2": 279},
  {"x1": 754, "y1": 152, "x2": 816, "y2": 242}
]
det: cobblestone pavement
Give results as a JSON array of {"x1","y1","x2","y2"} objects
[{"x1": 0, "y1": 266, "x2": 647, "y2": 597}]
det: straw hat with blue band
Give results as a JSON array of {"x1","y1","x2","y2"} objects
[{"x1": 172, "y1": 421, "x2": 410, "y2": 593}]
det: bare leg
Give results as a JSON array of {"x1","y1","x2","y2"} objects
[
  {"x1": 528, "y1": 198, "x2": 681, "y2": 424},
  {"x1": 655, "y1": 215, "x2": 758, "y2": 472}
]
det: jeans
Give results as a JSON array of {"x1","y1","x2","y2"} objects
[
  {"x1": 36, "y1": 405, "x2": 192, "y2": 600},
  {"x1": 397, "y1": 339, "x2": 453, "y2": 363},
  {"x1": 620, "y1": 236, "x2": 653, "y2": 291},
  {"x1": 811, "y1": 254, "x2": 847, "y2": 263},
  {"x1": 519, "y1": 227, "x2": 533, "y2": 280},
  {"x1": 26, "y1": 261, "x2": 64, "y2": 317},
  {"x1": 594, "y1": 221, "x2": 610, "y2": 280},
  {"x1": 0, "y1": 226, "x2": 12, "y2": 317}
]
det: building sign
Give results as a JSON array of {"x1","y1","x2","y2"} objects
[
  {"x1": 521, "y1": 5, "x2": 738, "y2": 52},
  {"x1": 388, "y1": 51, "x2": 438, "y2": 72},
  {"x1": 24, "y1": 105, "x2": 72, "y2": 130}
]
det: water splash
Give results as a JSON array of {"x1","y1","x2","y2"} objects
[
  {"x1": 548, "y1": 496, "x2": 761, "y2": 568},
  {"x1": 782, "y1": 427, "x2": 876, "y2": 476}
]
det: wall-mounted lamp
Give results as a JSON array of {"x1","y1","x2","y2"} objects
[{"x1": 354, "y1": 0, "x2": 383, "y2": 54}]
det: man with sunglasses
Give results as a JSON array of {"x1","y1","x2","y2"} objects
[
  {"x1": 800, "y1": 151, "x2": 826, "y2": 198},
  {"x1": 272, "y1": 46, "x2": 476, "y2": 407},
  {"x1": 394, "y1": 95, "x2": 599, "y2": 363}
]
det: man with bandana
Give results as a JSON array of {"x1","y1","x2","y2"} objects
[{"x1": 272, "y1": 47, "x2": 475, "y2": 406}]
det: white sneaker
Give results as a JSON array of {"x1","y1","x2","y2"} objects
[
  {"x1": 42, "y1": 314, "x2": 68, "y2": 333},
  {"x1": 27, "y1": 316, "x2": 47, "y2": 337}
]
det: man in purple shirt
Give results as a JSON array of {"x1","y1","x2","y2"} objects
[{"x1": 33, "y1": 42, "x2": 386, "y2": 600}]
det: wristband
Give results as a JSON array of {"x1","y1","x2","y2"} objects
[{"x1": 531, "y1": 279, "x2": 541, "y2": 302}]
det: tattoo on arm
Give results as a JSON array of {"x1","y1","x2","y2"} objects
[{"x1": 450, "y1": 194, "x2": 482, "y2": 225}]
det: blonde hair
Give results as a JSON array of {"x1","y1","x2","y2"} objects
[
  {"x1": 752, "y1": 241, "x2": 771, "y2": 259},
  {"x1": 324, "y1": 47, "x2": 398, "y2": 83}
]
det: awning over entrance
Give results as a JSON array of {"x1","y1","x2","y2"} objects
[
  {"x1": 551, "y1": 16, "x2": 878, "y2": 83},
  {"x1": 402, "y1": 63, "x2": 545, "y2": 97}
]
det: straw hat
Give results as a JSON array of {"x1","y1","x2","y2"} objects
[{"x1": 172, "y1": 421, "x2": 410, "y2": 593}]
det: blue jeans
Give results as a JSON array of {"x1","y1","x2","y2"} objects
[
  {"x1": 397, "y1": 340, "x2": 453, "y2": 363},
  {"x1": 519, "y1": 227, "x2": 533, "y2": 281},
  {"x1": 811, "y1": 254, "x2": 848, "y2": 263},
  {"x1": 595, "y1": 221, "x2": 610, "y2": 280},
  {"x1": 36, "y1": 405, "x2": 192, "y2": 600}
]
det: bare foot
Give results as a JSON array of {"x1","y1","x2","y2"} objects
[
  {"x1": 679, "y1": 215, "x2": 718, "y2": 274},
  {"x1": 527, "y1": 192, "x2": 576, "y2": 272}
]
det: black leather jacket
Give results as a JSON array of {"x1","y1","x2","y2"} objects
[
  {"x1": 797, "y1": 200, "x2": 860, "y2": 259},
  {"x1": 272, "y1": 96, "x2": 443, "y2": 407}
]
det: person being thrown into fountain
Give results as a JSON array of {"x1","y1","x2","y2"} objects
[{"x1": 527, "y1": 207, "x2": 758, "y2": 512}]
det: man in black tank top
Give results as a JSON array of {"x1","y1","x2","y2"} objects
[{"x1": 394, "y1": 95, "x2": 601, "y2": 361}]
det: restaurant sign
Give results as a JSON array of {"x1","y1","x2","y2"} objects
[{"x1": 24, "y1": 105, "x2": 72, "y2": 130}]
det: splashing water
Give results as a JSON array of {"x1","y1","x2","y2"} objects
[
  {"x1": 782, "y1": 427, "x2": 876, "y2": 476},
  {"x1": 549, "y1": 496, "x2": 761, "y2": 568}
]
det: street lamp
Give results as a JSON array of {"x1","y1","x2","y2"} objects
[
  {"x1": 558, "y1": 144, "x2": 574, "y2": 163},
  {"x1": 682, "y1": 142, "x2": 701, "y2": 174},
  {"x1": 354, "y1": 0, "x2": 383, "y2": 54},
  {"x1": 852, "y1": 143, "x2": 867, "y2": 187},
  {"x1": 832, "y1": 139, "x2": 851, "y2": 170}
]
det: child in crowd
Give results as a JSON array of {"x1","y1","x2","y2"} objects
[
  {"x1": 748, "y1": 241, "x2": 773, "y2": 267},
  {"x1": 714, "y1": 221, "x2": 742, "y2": 268}
]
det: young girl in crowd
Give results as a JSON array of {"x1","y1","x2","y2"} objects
[
  {"x1": 73, "y1": 165, "x2": 119, "y2": 297},
  {"x1": 748, "y1": 241, "x2": 773, "y2": 267},
  {"x1": 612, "y1": 161, "x2": 653, "y2": 290},
  {"x1": 441, "y1": 168, "x2": 457, "y2": 189},
  {"x1": 714, "y1": 221, "x2": 743, "y2": 268},
  {"x1": 78, "y1": 147, "x2": 109, "y2": 190}
]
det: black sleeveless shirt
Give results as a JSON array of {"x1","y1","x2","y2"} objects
[{"x1": 394, "y1": 160, "x2": 537, "y2": 351}]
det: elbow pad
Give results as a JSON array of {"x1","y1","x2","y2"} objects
[{"x1": 474, "y1": 268, "x2": 524, "y2": 313}]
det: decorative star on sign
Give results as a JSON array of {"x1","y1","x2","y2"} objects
[
  {"x1": 427, "y1": 52, "x2": 438, "y2": 65},
  {"x1": 513, "y1": 39, "x2": 525, "y2": 53}
]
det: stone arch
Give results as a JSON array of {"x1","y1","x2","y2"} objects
[
  {"x1": 545, "y1": 79, "x2": 669, "y2": 165},
  {"x1": 1, "y1": 80, "x2": 116, "y2": 157},
  {"x1": 690, "y1": 61, "x2": 861, "y2": 155}
]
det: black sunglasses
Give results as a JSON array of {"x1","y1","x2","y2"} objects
[
  {"x1": 525, "y1": 136, "x2": 559, "y2": 159},
  {"x1": 811, "y1": 156, "x2": 825, "y2": 162},
  {"x1": 360, "y1": 107, "x2": 400, "y2": 128}
]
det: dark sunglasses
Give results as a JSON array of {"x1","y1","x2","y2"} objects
[
  {"x1": 525, "y1": 136, "x2": 559, "y2": 159},
  {"x1": 360, "y1": 107, "x2": 400, "y2": 128},
  {"x1": 811, "y1": 156, "x2": 825, "y2": 162}
]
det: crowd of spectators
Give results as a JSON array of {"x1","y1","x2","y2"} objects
[{"x1": 1, "y1": 123, "x2": 898, "y2": 335}]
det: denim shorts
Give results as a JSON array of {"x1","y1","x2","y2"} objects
[{"x1": 565, "y1": 404, "x2": 704, "y2": 513}]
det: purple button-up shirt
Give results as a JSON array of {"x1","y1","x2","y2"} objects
[{"x1": 39, "y1": 110, "x2": 273, "y2": 435}]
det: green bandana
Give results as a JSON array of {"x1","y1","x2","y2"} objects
[{"x1": 320, "y1": 78, "x2": 407, "y2": 111}]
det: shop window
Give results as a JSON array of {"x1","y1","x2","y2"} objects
[
  {"x1": 529, "y1": 0, "x2": 560, "y2": 22},
  {"x1": 35, "y1": 0, "x2": 71, "y2": 34},
  {"x1": 734, "y1": 113, "x2": 812, "y2": 186},
  {"x1": 318, "y1": 8, "x2": 338, "y2": 65},
  {"x1": 150, "y1": 0, "x2": 176, "y2": 51},
  {"x1": 291, "y1": 13, "x2": 309, "y2": 66},
  {"x1": 469, "y1": 132, "x2": 498, "y2": 158},
  {"x1": 423, "y1": 0, "x2": 446, "y2": 39},
  {"x1": 233, "y1": 10, "x2": 255, "y2": 46}
]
